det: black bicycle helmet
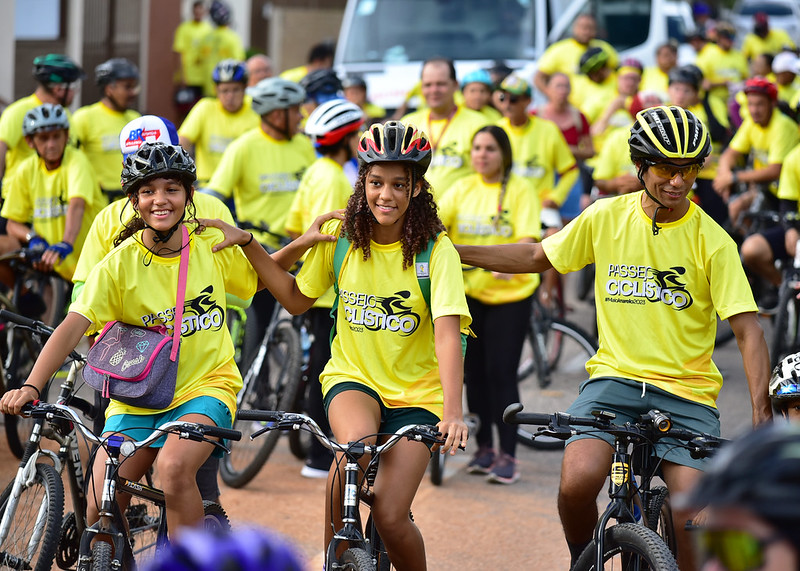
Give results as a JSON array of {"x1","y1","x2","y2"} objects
[
  {"x1": 770, "y1": 352, "x2": 800, "y2": 406},
  {"x1": 209, "y1": 0, "x2": 231, "y2": 26},
  {"x1": 213, "y1": 59, "x2": 247, "y2": 84},
  {"x1": 246, "y1": 78, "x2": 305, "y2": 116},
  {"x1": 32, "y1": 53, "x2": 85, "y2": 85},
  {"x1": 22, "y1": 103, "x2": 69, "y2": 136},
  {"x1": 341, "y1": 74, "x2": 367, "y2": 90},
  {"x1": 95, "y1": 58, "x2": 140, "y2": 86},
  {"x1": 121, "y1": 143, "x2": 196, "y2": 195},
  {"x1": 579, "y1": 47, "x2": 609, "y2": 75},
  {"x1": 300, "y1": 69, "x2": 342, "y2": 100},
  {"x1": 684, "y1": 423, "x2": 800, "y2": 550},
  {"x1": 357, "y1": 121, "x2": 432, "y2": 172},
  {"x1": 629, "y1": 105, "x2": 711, "y2": 163},
  {"x1": 668, "y1": 64, "x2": 703, "y2": 92}
]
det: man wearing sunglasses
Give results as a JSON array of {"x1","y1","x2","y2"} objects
[
  {"x1": 456, "y1": 105, "x2": 771, "y2": 571},
  {"x1": 682, "y1": 422, "x2": 800, "y2": 571}
]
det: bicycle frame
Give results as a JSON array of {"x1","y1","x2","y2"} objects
[{"x1": 326, "y1": 442, "x2": 371, "y2": 567}]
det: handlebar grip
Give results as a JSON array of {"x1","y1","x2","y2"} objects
[
  {"x1": 0, "y1": 309, "x2": 52, "y2": 333},
  {"x1": 236, "y1": 409, "x2": 284, "y2": 422},
  {"x1": 202, "y1": 425, "x2": 242, "y2": 441},
  {"x1": 503, "y1": 403, "x2": 552, "y2": 426}
]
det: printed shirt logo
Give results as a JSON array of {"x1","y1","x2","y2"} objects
[
  {"x1": 603, "y1": 264, "x2": 693, "y2": 310},
  {"x1": 340, "y1": 289, "x2": 421, "y2": 336},
  {"x1": 456, "y1": 212, "x2": 513, "y2": 238},
  {"x1": 140, "y1": 285, "x2": 225, "y2": 336}
]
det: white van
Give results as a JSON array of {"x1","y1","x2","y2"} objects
[{"x1": 334, "y1": 0, "x2": 695, "y2": 111}]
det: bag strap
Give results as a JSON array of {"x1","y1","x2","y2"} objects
[
  {"x1": 171, "y1": 225, "x2": 190, "y2": 361},
  {"x1": 415, "y1": 235, "x2": 437, "y2": 310},
  {"x1": 329, "y1": 235, "x2": 352, "y2": 345}
]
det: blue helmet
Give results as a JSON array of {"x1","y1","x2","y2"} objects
[{"x1": 213, "y1": 59, "x2": 247, "y2": 84}]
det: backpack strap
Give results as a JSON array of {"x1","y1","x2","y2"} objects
[
  {"x1": 414, "y1": 235, "x2": 437, "y2": 310},
  {"x1": 329, "y1": 235, "x2": 352, "y2": 345}
]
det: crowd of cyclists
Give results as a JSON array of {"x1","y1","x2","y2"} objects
[{"x1": 1, "y1": 0, "x2": 800, "y2": 569}]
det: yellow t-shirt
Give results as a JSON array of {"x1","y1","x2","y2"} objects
[
  {"x1": 207, "y1": 127, "x2": 316, "y2": 250},
  {"x1": 1, "y1": 146, "x2": 104, "y2": 280},
  {"x1": 72, "y1": 192, "x2": 235, "y2": 286},
  {"x1": 537, "y1": 38, "x2": 619, "y2": 78},
  {"x1": 477, "y1": 105, "x2": 502, "y2": 123},
  {"x1": 285, "y1": 157, "x2": 353, "y2": 309},
  {"x1": 0, "y1": 94, "x2": 44, "y2": 182},
  {"x1": 728, "y1": 109, "x2": 800, "y2": 196},
  {"x1": 640, "y1": 67, "x2": 670, "y2": 102},
  {"x1": 70, "y1": 224, "x2": 258, "y2": 419},
  {"x1": 177, "y1": 97, "x2": 260, "y2": 183},
  {"x1": 295, "y1": 219, "x2": 471, "y2": 418},
  {"x1": 200, "y1": 26, "x2": 246, "y2": 96},
  {"x1": 592, "y1": 125, "x2": 639, "y2": 183},
  {"x1": 777, "y1": 144, "x2": 800, "y2": 202},
  {"x1": 497, "y1": 116, "x2": 577, "y2": 205},
  {"x1": 439, "y1": 173, "x2": 540, "y2": 304},
  {"x1": 279, "y1": 65, "x2": 309, "y2": 85},
  {"x1": 401, "y1": 106, "x2": 489, "y2": 200},
  {"x1": 71, "y1": 102, "x2": 140, "y2": 192},
  {"x1": 173, "y1": 19, "x2": 213, "y2": 87},
  {"x1": 741, "y1": 30, "x2": 795, "y2": 61},
  {"x1": 570, "y1": 72, "x2": 618, "y2": 123},
  {"x1": 542, "y1": 192, "x2": 756, "y2": 407},
  {"x1": 695, "y1": 44, "x2": 748, "y2": 103}
]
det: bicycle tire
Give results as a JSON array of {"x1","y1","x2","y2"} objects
[
  {"x1": 576, "y1": 263, "x2": 595, "y2": 301},
  {"x1": 429, "y1": 451, "x2": 446, "y2": 486},
  {"x1": 365, "y1": 514, "x2": 391, "y2": 571},
  {"x1": 770, "y1": 283, "x2": 800, "y2": 368},
  {"x1": 202, "y1": 500, "x2": 231, "y2": 531},
  {"x1": 125, "y1": 490, "x2": 164, "y2": 567},
  {"x1": 517, "y1": 318, "x2": 597, "y2": 450},
  {"x1": 287, "y1": 381, "x2": 311, "y2": 460},
  {"x1": 3, "y1": 327, "x2": 46, "y2": 458},
  {"x1": 221, "y1": 321, "x2": 303, "y2": 488},
  {"x1": 339, "y1": 547, "x2": 375, "y2": 571},
  {"x1": 0, "y1": 463, "x2": 64, "y2": 571},
  {"x1": 573, "y1": 523, "x2": 678, "y2": 571},
  {"x1": 90, "y1": 539, "x2": 113, "y2": 571},
  {"x1": 646, "y1": 486, "x2": 677, "y2": 558}
]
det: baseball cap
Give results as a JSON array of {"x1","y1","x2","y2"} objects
[
  {"x1": 772, "y1": 51, "x2": 798, "y2": 74},
  {"x1": 499, "y1": 74, "x2": 532, "y2": 97},
  {"x1": 119, "y1": 115, "x2": 180, "y2": 158}
]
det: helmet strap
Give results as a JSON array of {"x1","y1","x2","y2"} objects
[{"x1": 637, "y1": 163, "x2": 671, "y2": 236}]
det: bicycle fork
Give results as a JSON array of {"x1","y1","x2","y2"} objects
[
  {"x1": 326, "y1": 454, "x2": 369, "y2": 570},
  {"x1": 594, "y1": 447, "x2": 638, "y2": 570}
]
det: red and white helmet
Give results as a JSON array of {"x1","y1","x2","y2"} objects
[{"x1": 304, "y1": 98, "x2": 364, "y2": 147}]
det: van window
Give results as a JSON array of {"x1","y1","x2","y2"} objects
[
  {"x1": 667, "y1": 15, "x2": 688, "y2": 43},
  {"x1": 340, "y1": 0, "x2": 536, "y2": 64},
  {"x1": 593, "y1": 0, "x2": 653, "y2": 51}
]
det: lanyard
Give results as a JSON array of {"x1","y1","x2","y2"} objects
[{"x1": 427, "y1": 106, "x2": 457, "y2": 151}]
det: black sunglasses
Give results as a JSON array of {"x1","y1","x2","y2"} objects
[{"x1": 498, "y1": 92, "x2": 521, "y2": 104}]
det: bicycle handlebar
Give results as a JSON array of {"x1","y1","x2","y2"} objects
[
  {"x1": 21, "y1": 402, "x2": 242, "y2": 456},
  {"x1": 238, "y1": 409, "x2": 444, "y2": 455},
  {"x1": 0, "y1": 309, "x2": 84, "y2": 362}
]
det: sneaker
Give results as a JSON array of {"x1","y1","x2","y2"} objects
[
  {"x1": 487, "y1": 453, "x2": 519, "y2": 484},
  {"x1": 466, "y1": 446, "x2": 496, "y2": 475},
  {"x1": 301, "y1": 463, "x2": 330, "y2": 479}
]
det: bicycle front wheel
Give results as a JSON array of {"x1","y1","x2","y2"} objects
[
  {"x1": 517, "y1": 318, "x2": 596, "y2": 450},
  {"x1": 339, "y1": 547, "x2": 375, "y2": 571},
  {"x1": 125, "y1": 490, "x2": 164, "y2": 567},
  {"x1": 770, "y1": 283, "x2": 800, "y2": 368},
  {"x1": 0, "y1": 463, "x2": 64, "y2": 571},
  {"x1": 646, "y1": 486, "x2": 677, "y2": 558},
  {"x1": 573, "y1": 523, "x2": 678, "y2": 571},
  {"x1": 221, "y1": 321, "x2": 303, "y2": 488}
]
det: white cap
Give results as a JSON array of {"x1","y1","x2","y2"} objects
[
  {"x1": 772, "y1": 51, "x2": 798, "y2": 74},
  {"x1": 119, "y1": 115, "x2": 180, "y2": 158}
]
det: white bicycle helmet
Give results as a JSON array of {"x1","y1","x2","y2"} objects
[
  {"x1": 304, "y1": 98, "x2": 364, "y2": 146},
  {"x1": 770, "y1": 352, "x2": 800, "y2": 405},
  {"x1": 22, "y1": 103, "x2": 69, "y2": 136},
  {"x1": 213, "y1": 59, "x2": 247, "y2": 84},
  {"x1": 246, "y1": 77, "x2": 305, "y2": 116}
]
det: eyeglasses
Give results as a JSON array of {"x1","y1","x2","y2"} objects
[
  {"x1": 498, "y1": 92, "x2": 521, "y2": 104},
  {"x1": 645, "y1": 160, "x2": 703, "y2": 179},
  {"x1": 697, "y1": 529, "x2": 784, "y2": 571}
]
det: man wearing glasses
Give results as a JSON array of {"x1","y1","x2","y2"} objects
[{"x1": 456, "y1": 106, "x2": 771, "y2": 571}]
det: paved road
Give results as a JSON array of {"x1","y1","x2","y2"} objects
[{"x1": 0, "y1": 277, "x2": 767, "y2": 570}]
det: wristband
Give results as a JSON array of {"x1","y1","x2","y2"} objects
[
  {"x1": 47, "y1": 241, "x2": 74, "y2": 259},
  {"x1": 20, "y1": 383, "x2": 41, "y2": 398},
  {"x1": 242, "y1": 233, "x2": 254, "y2": 248}
]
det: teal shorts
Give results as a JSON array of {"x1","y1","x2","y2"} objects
[
  {"x1": 324, "y1": 382, "x2": 439, "y2": 447},
  {"x1": 103, "y1": 396, "x2": 233, "y2": 458},
  {"x1": 566, "y1": 377, "x2": 720, "y2": 470}
]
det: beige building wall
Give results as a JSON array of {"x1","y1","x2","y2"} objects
[{"x1": 259, "y1": 6, "x2": 343, "y2": 75}]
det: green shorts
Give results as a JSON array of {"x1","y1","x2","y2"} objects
[
  {"x1": 103, "y1": 396, "x2": 233, "y2": 458},
  {"x1": 324, "y1": 382, "x2": 440, "y2": 447},
  {"x1": 566, "y1": 377, "x2": 720, "y2": 470}
]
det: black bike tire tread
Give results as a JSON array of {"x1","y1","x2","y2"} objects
[
  {"x1": 573, "y1": 523, "x2": 678, "y2": 571},
  {"x1": 202, "y1": 500, "x2": 231, "y2": 531},
  {"x1": 517, "y1": 318, "x2": 597, "y2": 450},
  {"x1": 90, "y1": 540, "x2": 114, "y2": 571},
  {"x1": 646, "y1": 486, "x2": 677, "y2": 557},
  {"x1": 340, "y1": 547, "x2": 375, "y2": 571},
  {"x1": 0, "y1": 463, "x2": 64, "y2": 571},
  {"x1": 221, "y1": 322, "x2": 303, "y2": 488},
  {"x1": 429, "y1": 452, "x2": 445, "y2": 486}
]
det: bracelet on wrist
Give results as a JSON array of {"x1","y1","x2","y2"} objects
[
  {"x1": 20, "y1": 383, "x2": 41, "y2": 398},
  {"x1": 242, "y1": 233, "x2": 254, "y2": 248}
]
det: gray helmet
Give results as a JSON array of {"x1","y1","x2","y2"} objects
[
  {"x1": 95, "y1": 58, "x2": 139, "y2": 86},
  {"x1": 121, "y1": 142, "x2": 196, "y2": 194},
  {"x1": 246, "y1": 77, "x2": 305, "y2": 116},
  {"x1": 23, "y1": 103, "x2": 69, "y2": 136}
]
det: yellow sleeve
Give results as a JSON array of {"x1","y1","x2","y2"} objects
[{"x1": 0, "y1": 166, "x2": 32, "y2": 223}]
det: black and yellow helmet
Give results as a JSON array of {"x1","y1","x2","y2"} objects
[{"x1": 629, "y1": 105, "x2": 710, "y2": 163}]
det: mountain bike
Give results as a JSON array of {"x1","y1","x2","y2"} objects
[
  {"x1": 219, "y1": 300, "x2": 303, "y2": 488},
  {"x1": 768, "y1": 212, "x2": 800, "y2": 367},
  {"x1": 515, "y1": 295, "x2": 598, "y2": 450},
  {"x1": 239, "y1": 409, "x2": 444, "y2": 571},
  {"x1": 504, "y1": 403, "x2": 724, "y2": 570}
]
